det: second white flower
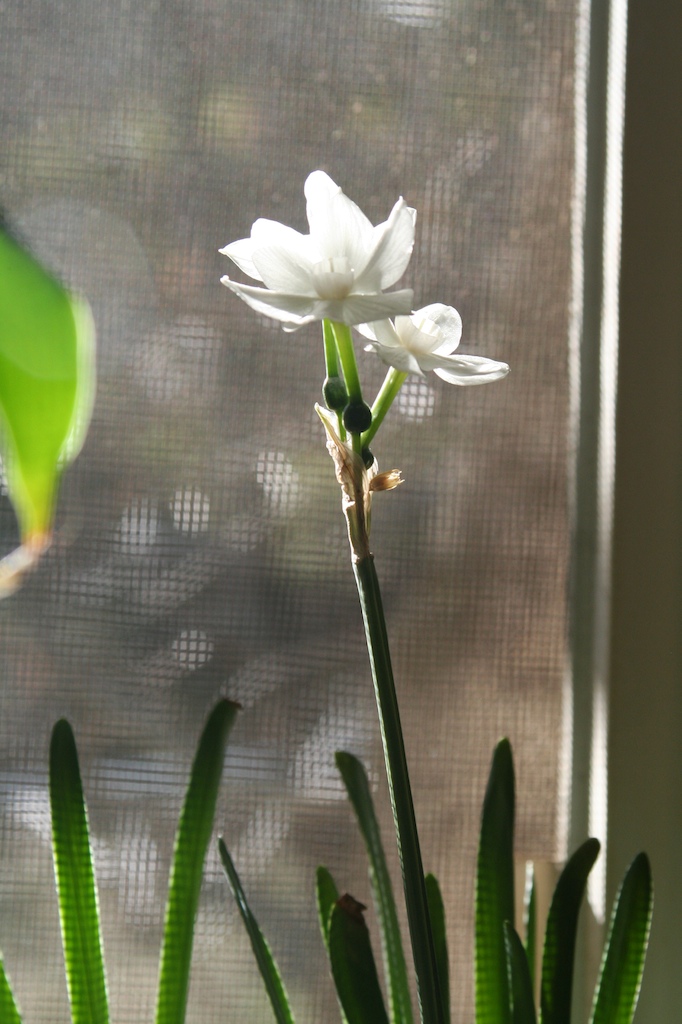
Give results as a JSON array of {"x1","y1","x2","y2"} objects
[{"x1": 359, "y1": 304, "x2": 510, "y2": 385}]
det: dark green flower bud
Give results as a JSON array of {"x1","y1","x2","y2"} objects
[
  {"x1": 323, "y1": 375, "x2": 348, "y2": 411},
  {"x1": 362, "y1": 447, "x2": 375, "y2": 470},
  {"x1": 343, "y1": 399, "x2": 372, "y2": 434}
]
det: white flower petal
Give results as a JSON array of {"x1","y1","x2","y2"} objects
[
  {"x1": 304, "y1": 170, "x2": 340, "y2": 204},
  {"x1": 394, "y1": 315, "x2": 444, "y2": 355},
  {"x1": 413, "y1": 303, "x2": 462, "y2": 353},
  {"x1": 339, "y1": 289, "x2": 414, "y2": 325},
  {"x1": 365, "y1": 340, "x2": 425, "y2": 375},
  {"x1": 354, "y1": 199, "x2": 416, "y2": 291},
  {"x1": 306, "y1": 175, "x2": 375, "y2": 267},
  {"x1": 357, "y1": 318, "x2": 402, "y2": 347},
  {"x1": 251, "y1": 219, "x2": 316, "y2": 259},
  {"x1": 220, "y1": 276, "x2": 317, "y2": 324},
  {"x1": 432, "y1": 354, "x2": 510, "y2": 385},
  {"x1": 251, "y1": 245, "x2": 316, "y2": 294},
  {"x1": 356, "y1": 322, "x2": 376, "y2": 341},
  {"x1": 219, "y1": 238, "x2": 263, "y2": 280}
]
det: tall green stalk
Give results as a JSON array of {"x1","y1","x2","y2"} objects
[{"x1": 353, "y1": 553, "x2": 444, "y2": 1024}]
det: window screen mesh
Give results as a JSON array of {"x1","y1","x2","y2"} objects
[{"x1": 0, "y1": 0, "x2": 573, "y2": 1020}]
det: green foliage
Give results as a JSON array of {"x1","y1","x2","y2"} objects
[
  {"x1": 475, "y1": 738, "x2": 515, "y2": 1024},
  {"x1": 0, "y1": 954, "x2": 23, "y2": 1024},
  {"x1": 523, "y1": 867, "x2": 536, "y2": 994},
  {"x1": 0, "y1": 224, "x2": 95, "y2": 546},
  {"x1": 504, "y1": 924, "x2": 537, "y2": 1024},
  {"x1": 425, "y1": 874, "x2": 450, "y2": 1024},
  {"x1": 328, "y1": 895, "x2": 389, "y2": 1024},
  {"x1": 49, "y1": 719, "x2": 109, "y2": 1024},
  {"x1": 335, "y1": 750, "x2": 414, "y2": 1024},
  {"x1": 540, "y1": 838, "x2": 600, "y2": 1024},
  {"x1": 1, "y1": 702, "x2": 237, "y2": 1024},
  {"x1": 475, "y1": 742, "x2": 651, "y2": 1024},
  {"x1": 2, "y1": 718, "x2": 652, "y2": 1024},
  {"x1": 218, "y1": 838, "x2": 297, "y2": 1024},
  {"x1": 316, "y1": 866, "x2": 340, "y2": 953},
  {"x1": 589, "y1": 854, "x2": 652, "y2": 1024},
  {"x1": 155, "y1": 700, "x2": 238, "y2": 1024}
]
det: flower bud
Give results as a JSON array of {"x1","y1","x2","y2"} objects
[
  {"x1": 323, "y1": 376, "x2": 349, "y2": 412},
  {"x1": 362, "y1": 447, "x2": 375, "y2": 470},
  {"x1": 343, "y1": 399, "x2": 372, "y2": 434}
]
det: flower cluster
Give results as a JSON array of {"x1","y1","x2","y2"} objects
[{"x1": 221, "y1": 171, "x2": 508, "y2": 431}]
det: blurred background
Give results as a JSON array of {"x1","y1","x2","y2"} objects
[{"x1": 1, "y1": 0, "x2": 672, "y2": 1020}]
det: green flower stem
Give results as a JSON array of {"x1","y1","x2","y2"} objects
[
  {"x1": 323, "y1": 320, "x2": 346, "y2": 441},
  {"x1": 362, "y1": 368, "x2": 408, "y2": 448},
  {"x1": 330, "y1": 320, "x2": 364, "y2": 455},
  {"x1": 323, "y1": 319, "x2": 341, "y2": 378},
  {"x1": 330, "y1": 321, "x2": 362, "y2": 401},
  {"x1": 353, "y1": 554, "x2": 445, "y2": 1024}
]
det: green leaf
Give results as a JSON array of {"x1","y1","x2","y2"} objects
[
  {"x1": 155, "y1": 700, "x2": 238, "y2": 1024},
  {"x1": 328, "y1": 895, "x2": 390, "y2": 1024},
  {"x1": 218, "y1": 838, "x2": 297, "y2": 1024},
  {"x1": 0, "y1": 953, "x2": 23, "y2": 1023},
  {"x1": 425, "y1": 873, "x2": 450, "y2": 1023},
  {"x1": 316, "y1": 866, "x2": 340, "y2": 951},
  {"x1": 49, "y1": 719, "x2": 109, "y2": 1024},
  {"x1": 475, "y1": 738, "x2": 515, "y2": 1024},
  {"x1": 504, "y1": 923, "x2": 537, "y2": 1024},
  {"x1": 523, "y1": 864, "x2": 536, "y2": 993},
  {"x1": 540, "y1": 837, "x2": 600, "y2": 1024},
  {"x1": 590, "y1": 853, "x2": 652, "y2": 1024},
  {"x1": 335, "y1": 751, "x2": 414, "y2": 1024},
  {"x1": 0, "y1": 224, "x2": 95, "y2": 558}
]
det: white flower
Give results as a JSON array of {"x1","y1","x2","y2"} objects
[
  {"x1": 220, "y1": 171, "x2": 415, "y2": 330},
  {"x1": 359, "y1": 303, "x2": 510, "y2": 385}
]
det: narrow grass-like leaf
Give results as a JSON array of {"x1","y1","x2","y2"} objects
[
  {"x1": 425, "y1": 873, "x2": 450, "y2": 1023},
  {"x1": 504, "y1": 923, "x2": 537, "y2": 1024},
  {"x1": 0, "y1": 953, "x2": 23, "y2": 1023},
  {"x1": 0, "y1": 223, "x2": 95, "y2": 571},
  {"x1": 328, "y1": 895, "x2": 390, "y2": 1024},
  {"x1": 352, "y1": 555, "x2": 444, "y2": 1024},
  {"x1": 316, "y1": 866, "x2": 340, "y2": 951},
  {"x1": 336, "y1": 751, "x2": 413, "y2": 1024},
  {"x1": 155, "y1": 700, "x2": 238, "y2": 1024},
  {"x1": 316, "y1": 869, "x2": 349, "y2": 1024},
  {"x1": 540, "y1": 837, "x2": 600, "y2": 1024},
  {"x1": 523, "y1": 864, "x2": 536, "y2": 993},
  {"x1": 475, "y1": 739, "x2": 515, "y2": 1024},
  {"x1": 590, "y1": 853, "x2": 652, "y2": 1024},
  {"x1": 218, "y1": 838, "x2": 296, "y2": 1024},
  {"x1": 49, "y1": 719, "x2": 109, "y2": 1024}
]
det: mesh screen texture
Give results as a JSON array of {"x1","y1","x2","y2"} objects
[{"x1": 0, "y1": 0, "x2": 573, "y2": 1020}]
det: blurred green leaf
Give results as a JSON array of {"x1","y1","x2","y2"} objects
[
  {"x1": 425, "y1": 873, "x2": 450, "y2": 1023},
  {"x1": 316, "y1": 866, "x2": 340, "y2": 952},
  {"x1": 475, "y1": 738, "x2": 515, "y2": 1024},
  {"x1": 155, "y1": 700, "x2": 238, "y2": 1024},
  {"x1": 540, "y1": 838, "x2": 600, "y2": 1024},
  {"x1": 49, "y1": 719, "x2": 109, "y2": 1024},
  {"x1": 0, "y1": 224, "x2": 95, "y2": 558},
  {"x1": 0, "y1": 953, "x2": 23, "y2": 1024},
  {"x1": 328, "y1": 895, "x2": 390, "y2": 1024},
  {"x1": 590, "y1": 853, "x2": 652, "y2": 1024},
  {"x1": 335, "y1": 750, "x2": 414, "y2": 1024},
  {"x1": 523, "y1": 864, "x2": 536, "y2": 993},
  {"x1": 504, "y1": 923, "x2": 537, "y2": 1024},
  {"x1": 218, "y1": 838, "x2": 297, "y2": 1024}
]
